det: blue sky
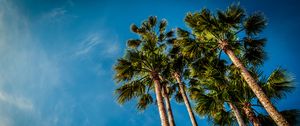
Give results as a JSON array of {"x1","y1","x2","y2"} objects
[{"x1": 0, "y1": 0, "x2": 299, "y2": 125}]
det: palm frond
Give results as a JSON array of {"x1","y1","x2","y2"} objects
[
  {"x1": 263, "y1": 67, "x2": 295, "y2": 100},
  {"x1": 130, "y1": 24, "x2": 139, "y2": 33},
  {"x1": 127, "y1": 39, "x2": 142, "y2": 48},
  {"x1": 114, "y1": 58, "x2": 135, "y2": 83},
  {"x1": 136, "y1": 93, "x2": 153, "y2": 111},
  {"x1": 244, "y1": 12, "x2": 267, "y2": 36},
  {"x1": 115, "y1": 80, "x2": 146, "y2": 104},
  {"x1": 159, "y1": 19, "x2": 167, "y2": 33},
  {"x1": 176, "y1": 28, "x2": 190, "y2": 38},
  {"x1": 148, "y1": 16, "x2": 157, "y2": 28},
  {"x1": 174, "y1": 90, "x2": 184, "y2": 103}
]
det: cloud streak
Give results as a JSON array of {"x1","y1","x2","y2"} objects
[
  {"x1": 75, "y1": 32, "x2": 120, "y2": 58},
  {"x1": 0, "y1": 91, "x2": 33, "y2": 111},
  {"x1": 75, "y1": 33, "x2": 102, "y2": 55}
]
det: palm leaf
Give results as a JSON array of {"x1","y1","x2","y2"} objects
[{"x1": 244, "y1": 12, "x2": 267, "y2": 36}]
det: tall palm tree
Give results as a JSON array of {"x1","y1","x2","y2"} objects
[
  {"x1": 165, "y1": 44, "x2": 198, "y2": 126},
  {"x1": 114, "y1": 16, "x2": 175, "y2": 126},
  {"x1": 160, "y1": 76, "x2": 176, "y2": 126},
  {"x1": 179, "y1": 4, "x2": 289, "y2": 125}
]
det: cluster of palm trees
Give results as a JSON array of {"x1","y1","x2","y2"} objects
[{"x1": 114, "y1": 4, "x2": 299, "y2": 126}]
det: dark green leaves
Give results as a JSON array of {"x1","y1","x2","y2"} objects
[
  {"x1": 220, "y1": 4, "x2": 245, "y2": 27},
  {"x1": 242, "y1": 37, "x2": 267, "y2": 66},
  {"x1": 130, "y1": 24, "x2": 139, "y2": 33},
  {"x1": 115, "y1": 80, "x2": 146, "y2": 104},
  {"x1": 174, "y1": 91, "x2": 184, "y2": 103},
  {"x1": 137, "y1": 94, "x2": 153, "y2": 111},
  {"x1": 114, "y1": 59, "x2": 135, "y2": 83},
  {"x1": 176, "y1": 28, "x2": 190, "y2": 38},
  {"x1": 244, "y1": 12, "x2": 267, "y2": 36},
  {"x1": 159, "y1": 19, "x2": 167, "y2": 33},
  {"x1": 127, "y1": 39, "x2": 142, "y2": 48},
  {"x1": 148, "y1": 16, "x2": 157, "y2": 27},
  {"x1": 263, "y1": 68, "x2": 295, "y2": 100}
]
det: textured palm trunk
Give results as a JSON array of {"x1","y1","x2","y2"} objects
[
  {"x1": 228, "y1": 102, "x2": 246, "y2": 126},
  {"x1": 152, "y1": 72, "x2": 169, "y2": 126},
  {"x1": 242, "y1": 102, "x2": 261, "y2": 126},
  {"x1": 174, "y1": 72, "x2": 198, "y2": 126},
  {"x1": 219, "y1": 41, "x2": 289, "y2": 126},
  {"x1": 162, "y1": 85, "x2": 176, "y2": 126}
]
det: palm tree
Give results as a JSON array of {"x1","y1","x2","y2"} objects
[
  {"x1": 114, "y1": 16, "x2": 175, "y2": 126},
  {"x1": 165, "y1": 44, "x2": 198, "y2": 126},
  {"x1": 179, "y1": 4, "x2": 289, "y2": 125},
  {"x1": 160, "y1": 76, "x2": 176, "y2": 126}
]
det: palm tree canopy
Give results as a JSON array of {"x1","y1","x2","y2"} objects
[{"x1": 178, "y1": 4, "x2": 267, "y2": 66}]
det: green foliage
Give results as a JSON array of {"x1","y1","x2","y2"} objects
[
  {"x1": 181, "y1": 3, "x2": 268, "y2": 66},
  {"x1": 137, "y1": 94, "x2": 153, "y2": 111},
  {"x1": 263, "y1": 67, "x2": 295, "y2": 100},
  {"x1": 174, "y1": 90, "x2": 184, "y2": 103},
  {"x1": 242, "y1": 37, "x2": 267, "y2": 66},
  {"x1": 115, "y1": 80, "x2": 146, "y2": 104},
  {"x1": 127, "y1": 39, "x2": 142, "y2": 48},
  {"x1": 114, "y1": 58, "x2": 135, "y2": 83},
  {"x1": 244, "y1": 12, "x2": 267, "y2": 36}
]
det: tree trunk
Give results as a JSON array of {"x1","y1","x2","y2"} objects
[
  {"x1": 151, "y1": 72, "x2": 169, "y2": 126},
  {"x1": 162, "y1": 85, "x2": 176, "y2": 126},
  {"x1": 228, "y1": 102, "x2": 246, "y2": 126},
  {"x1": 219, "y1": 41, "x2": 289, "y2": 126},
  {"x1": 174, "y1": 72, "x2": 198, "y2": 126},
  {"x1": 242, "y1": 102, "x2": 261, "y2": 126}
]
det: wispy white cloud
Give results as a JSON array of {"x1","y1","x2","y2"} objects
[
  {"x1": 45, "y1": 8, "x2": 67, "y2": 19},
  {"x1": 41, "y1": 7, "x2": 68, "y2": 23},
  {"x1": 75, "y1": 32, "x2": 120, "y2": 58},
  {"x1": 0, "y1": 91, "x2": 33, "y2": 111},
  {"x1": 75, "y1": 33, "x2": 102, "y2": 55},
  {"x1": 41, "y1": 6, "x2": 77, "y2": 23}
]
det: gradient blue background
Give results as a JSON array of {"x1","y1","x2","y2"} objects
[{"x1": 0, "y1": 0, "x2": 299, "y2": 125}]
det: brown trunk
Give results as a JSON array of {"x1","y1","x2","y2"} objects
[
  {"x1": 228, "y1": 102, "x2": 246, "y2": 126},
  {"x1": 162, "y1": 85, "x2": 176, "y2": 126},
  {"x1": 242, "y1": 102, "x2": 261, "y2": 126},
  {"x1": 151, "y1": 72, "x2": 169, "y2": 126},
  {"x1": 220, "y1": 40, "x2": 289, "y2": 126},
  {"x1": 174, "y1": 72, "x2": 198, "y2": 126}
]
